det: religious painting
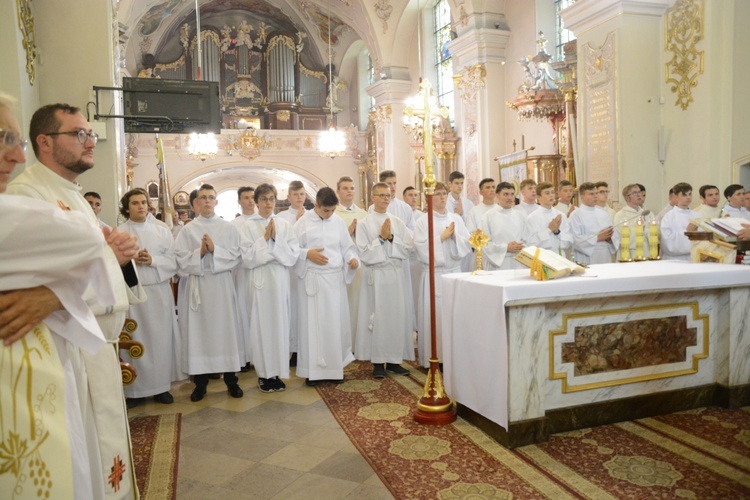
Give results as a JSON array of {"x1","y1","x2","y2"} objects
[
  {"x1": 173, "y1": 191, "x2": 190, "y2": 209},
  {"x1": 146, "y1": 181, "x2": 159, "y2": 199}
]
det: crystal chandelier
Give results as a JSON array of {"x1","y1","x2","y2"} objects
[
  {"x1": 318, "y1": 1, "x2": 346, "y2": 159},
  {"x1": 188, "y1": 132, "x2": 218, "y2": 161}
]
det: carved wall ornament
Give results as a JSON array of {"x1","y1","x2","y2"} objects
[
  {"x1": 277, "y1": 110, "x2": 291, "y2": 122},
  {"x1": 453, "y1": 64, "x2": 486, "y2": 104},
  {"x1": 15, "y1": 0, "x2": 37, "y2": 85},
  {"x1": 665, "y1": 0, "x2": 704, "y2": 110},
  {"x1": 583, "y1": 33, "x2": 615, "y2": 88},
  {"x1": 458, "y1": 6, "x2": 469, "y2": 27},
  {"x1": 371, "y1": 105, "x2": 392, "y2": 130},
  {"x1": 374, "y1": 0, "x2": 393, "y2": 34}
]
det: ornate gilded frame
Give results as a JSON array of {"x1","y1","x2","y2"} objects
[{"x1": 16, "y1": 0, "x2": 37, "y2": 85}]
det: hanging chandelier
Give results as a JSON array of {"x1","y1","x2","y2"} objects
[
  {"x1": 188, "y1": 132, "x2": 218, "y2": 161},
  {"x1": 318, "y1": 1, "x2": 346, "y2": 159}
]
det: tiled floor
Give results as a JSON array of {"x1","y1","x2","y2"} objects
[{"x1": 128, "y1": 369, "x2": 395, "y2": 499}]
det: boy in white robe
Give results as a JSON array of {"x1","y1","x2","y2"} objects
[
  {"x1": 404, "y1": 186, "x2": 425, "y2": 312},
  {"x1": 446, "y1": 171, "x2": 475, "y2": 226},
  {"x1": 466, "y1": 178, "x2": 498, "y2": 233},
  {"x1": 525, "y1": 181, "x2": 573, "y2": 254},
  {"x1": 694, "y1": 185, "x2": 722, "y2": 219},
  {"x1": 175, "y1": 184, "x2": 245, "y2": 402},
  {"x1": 595, "y1": 181, "x2": 616, "y2": 222},
  {"x1": 240, "y1": 184, "x2": 300, "y2": 392},
  {"x1": 119, "y1": 188, "x2": 182, "y2": 407},
  {"x1": 722, "y1": 184, "x2": 750, "y2": 219},
  {"x1": 355, "y1": 182, "x2": 414, "y2": 379},
  {"x1": 515, "y1": 179, "x2": 539, "y2": 217},
  {"x1": 230, "y1": 186, "x2": 255, "y2": 372},
  {"x1": 414, "y1": 183, "x2": 471, "y2": 368},
  {"x1": 568, "y1": 182, "x2": 619, "y2": 265},
  {"x1": 481, "y1": 182, "x2": 527, "y2": 270},
  {"x1": 555, "y1": 180, "x2": 576, "y2": 217},
  {"x1": 294, "y1": 187, "x2": 359, "y2": 385},
  {"x1": 660, "y1": 182, "x2": 702, "y2": 261},
  {"x1": 277, "y1": 180, "x2": 307, "y2": 367}
]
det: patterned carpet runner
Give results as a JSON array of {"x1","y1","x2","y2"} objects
[
  {"x1": 129, "y1": 413, "x2": 181, "y2": 500},
  {"x1": 316, "y1": 361, "x2": 750, "y2": 499}
]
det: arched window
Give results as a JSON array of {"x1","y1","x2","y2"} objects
[
  {"x1": 433, "y1": 0, "x2": 454, "y2": 124},
  {"x1": 555, "y1": 0, "x2": 577, "y2": 60}
]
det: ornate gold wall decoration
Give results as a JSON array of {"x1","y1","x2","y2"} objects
[
  {"x1": 277, "y1": 110, "x2": 291, "y2": 122},
  {"x1": 374, "y1": 0, "x2": 393, "y2": 34},
  {"x1": 371, "y1": 105, "x2": 392, "y2": 130},
  {"x1": 16, "y1": 0, "x2": 37, "y2": 85},
  {"x1": 665, "y1": 0, "x2": 704, "y2": 110},
  {"x1": 453, "y1": 64, "x2": 486, "y2": 104}
]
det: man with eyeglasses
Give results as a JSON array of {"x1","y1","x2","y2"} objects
[
  {"x1": 7, "y1": 102, "x2": 143, "y2": 498},
  {"x1": 355, "y1": 182, "x2": 414, "y2": 379},
  {"x1": 614, "y1": 184, "x2": 656, "y2": 260},
  {"x1": 594, "y1": 181, "x2": 616, "y2": 222},
  {"x1": 239, "y1": 184, "x2": 300, "y2": 392},
  {"x1": 174, "y1": 184, "x2": 245, "y2": 402}
]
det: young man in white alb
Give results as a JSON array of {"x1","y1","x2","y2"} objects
[
  {"x1": 403, "y1": 185, "x2": 424, "y2": 222},
  {"x1": 660, "y1": 182, "x2": 702, "y2": 261},
  {"x1": 525, "y1": 181, "x2": 572, "y2": 254},
  {"x1": 481, "y1": 182, "x2": 527, "y2": 270},
  {"x1": 446, "y1": 171, "x2": 475, "y2": 225},
  {"x1": 694, "y1": 184, "x2": 722, "y2": 219},
  {"x1": 230, "y1": 186, "x2": 255, "y2": 372},
  {"x1": 568, "y1": 182, "x2": 619, "y2": 264},
  {"x1": 466, "y1": 177, "x2": 498, "y2": 233},
  {"x1": 414, "y1": 183, "x2": 471, "y2": 368},
  {"x1": 355, "y1": 182, "x2": 414, "y2": 379},
  {"x1": 515, "y1": 178, "x2": 539, "y2": 217},
  {"x1": 722, "y1": 184, "x2": 750, "y2": 220},
  {"x1": 240, "y1": 183, "x2": 300, "y2": 392},
  {"x1": 554, "y1": 179, "x2": 576, "y2": 217},
  {"x1": 594, "y1": 181, "x2": 616, "y2": 222}
]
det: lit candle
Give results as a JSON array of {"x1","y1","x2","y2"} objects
[
  {"x1": 649, "y1": 220, "x2": 659, "y2": 259},
  {"x1": 635, "y1": 218, "x2": 645, "y2": 260},
  {"x1": 620, "y1": 224, "x2": 631, "y2": 261}
]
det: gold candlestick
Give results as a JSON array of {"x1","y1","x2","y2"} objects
[
  {"x1": 634, "y1": 218, "x2": 646, "y2": 261},
  {"x1": 649, "y1": 219, "x2": 660, "y2": 260},
  {"x1": 469, "y1": 229, "x2": 490, "y2": 274},
  {"x1": 619, "y1": 224, "x2": 632, "y2": 262}
]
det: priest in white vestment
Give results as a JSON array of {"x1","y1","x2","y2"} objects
[
  {"x1": 414, "y1": 183, "x2": 471, "y2": 368},
  {"x1": 230, "y1": 186, "x2": 256, "y2": 370},
  {"x1": 568, "y1": 182, "x2": 619, "y2": 265},
  {"x1": 660, "y1": 183, "x2": 702, "y2": 261},
  {"x1": 334, "y1": 176, "x2": 368, "y2": 344},
  {"x1": 525, "y1": 182, "x2": 573, "y2": 255},
  {"x1": 240, "y1": 184, "x2": 300, "y2": 393},
  {"x1": 613, "y1": 184, "x2": 656, "y2": 260},
  {"x1": 355, "y1": 183, "x2": 414, "y2": 378},
  {"x1": 174, "y1": 184, "x2": 245, "y2": 401},
  {"x1": 8, "y1": 103, "x2": 144, "y2": 499},
  {"x1": 294, "y1": 187, "x2": 359, "y2": 384},
  {"x1": 481, "y1": 182, "x2": 527, "y2": 270},
  {"x1": 119, "y1": 188, "x2": 183, "y2": 406},
  {"x1": 694, "y1": 185, "x2": 722, "y2": 219}
]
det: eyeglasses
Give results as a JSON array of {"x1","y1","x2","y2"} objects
[
  {"x1": 45, "y1": 129, "x2": 99, "y2": 145},
  {"x1": 0, "y1": 129, "x2": 28, "y2": 151},
  {"x1": 197, "y1": 195, "x2": 217, "y2": 201},
  {"x1": 627, "y1": 190, "x2": 643, "y2": 197},
  {"x1": 372, "y1": 194, "x2": 391, "y2": 199},
  {"x1": 258, "y1": 196, "x2": 276, "y2": 203}
]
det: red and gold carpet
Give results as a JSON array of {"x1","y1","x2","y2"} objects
[
  {"x1": 317, "y1": 361, "x2": 750, "y2": 499},
  {"x1": 129, "y1": 414, "x2": 181, "y2": 500}
]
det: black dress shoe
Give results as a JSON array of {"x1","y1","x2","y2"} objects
[
  {"x1": 330, "y1": 378, "x2": 345, "y2": 385},
  {"x1": 240, "y1": 362, "x2": 252, "y2": 373},
  {"x1": 190, "y1": 387, "x2": 207, "y2": 402},
  {"x1": 154, "y1": 392, "x2": 174, "y2": 404},
  {"x1": 289, "y1": 353, "x2": 298, "y2": 367},
  {"x1": 126, "y1": 398, "x2": 141, "y2": 409},
  {"x1": 227, "y1": 384, "x2": 244, "y2": 398},
  {"x1": 386, "y1": 363, "x2": 410, "y2": 376},
  {"x1": 305, "y1": 378, "x2": 319, "y2": 387},
  {"x1": 373, "y1": 364, "x2": 386, "y2": 379}
]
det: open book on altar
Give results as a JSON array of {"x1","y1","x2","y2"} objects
[
  {"x1": 694, "y1": 216, "x2": 748, "y2": 243},
  {"x1": 514, "y1": 246, "x2": 586, "y2": 280}
]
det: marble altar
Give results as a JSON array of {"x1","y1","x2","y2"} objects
[{"x1": 441, "y1": 261, "x2": 750, "y2": 447}]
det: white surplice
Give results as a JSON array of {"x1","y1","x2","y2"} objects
[
  {"x1": 119, "y1": 218, "x2": 183, "y2": 397},
  {"x1": 240, "y1": 214, "x2": 300, "y2": 380},
  {"x1": 277, "y1": 207, "x2": 306, "y2": 354},
  {"x1": 0, "y1": 194, "x2": 114, "y2": 500},
  {"x1": 660, "y1": 207, "x2": 703, "y2": 261},
  {"x1": 568, "y1": 204, "x2": 620, "y2": 265},
  {"x1": 335, "y1": 204, "x2": 368, "y2": 344},
  {"x1": 694, "y1": 204, "x2": 722, "y2": 219},
  {"x1": 722, "y1": 204, "x2": 750, "y2": 220},
  {"x1": 414, "y1": 211, "x2": 471, "y2": 368},
  {"x1": 466, "y1": 202, "x2": 498, "y2": 234},
  {"x1": 230, "y1": 214, "x2": 254, "y2": 364},
  {"x1": 447, "y1": 194, "x2": 475, "y2": 225},
  {"x1": 524, "y1": 206, "x2": 573, "y2": 255},
  {"x1": 515, "y1": 201, "x2": 539, "y2": 218},
  {"x1": 293, "y1": 212, "x2": 358, "y2": 380},
  {"x1": 355, "y1": 212, "x2": 415, "y2": 363},
  {"x1": 175, "y1": 214, "x2": 243, "y2": 374},
  {"x1": 480, "y1": 208, "x2": 527, "y2": 270},
  {"x1": 9, "y1": 162, "x2": 143, "y2": 500}
]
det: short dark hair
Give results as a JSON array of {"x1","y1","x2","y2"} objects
[
  {"x1": 594, "y1": 181, "x2": 609, "y2": 189},
  {"x1": 403, "y1": 186, "x2": 416, "y2": 196},
  {"x1": 673, "y1": 182, "x2": 692, "y2": 196},
  {"x1": 119, "y1": 188, "x2": 148, "y2": 218},
  {"x1": 536, "y1": 182, "x2": 554, "y2": 195},
  {"x1": 29, "y1": 103, "x2": 81, "y2": 156},
  {"x1": 289, "y1": 180, "x2": 304, "y2": 192},
  {"x1": 637, "y1": 183, "x2": 646, "y2": 194},
  {"x1": 698, "y1": 185, "x2": 718, "y2": 198},
  {"x1": 238, "y1": 186, "x2": 254, "y2": 199},
  {"x1": 724, "y1": 184, "x2": 745, "y2": 199},
  {"x1": 198, "y1": 184, "x2": 215, "y2": 194},
  {"x1": 559, "y1": 180, "x2": 573, "y2": 188},
  {"x1": 254, "y1": 183, "x2": 277, "y2": 203},
  {"x1": 84, "y1": 191, "x2": 102, "y2": 200},
  {"x1": 336, "y1": 176, "x2": 354, "y2": 189},
  {"x1": 379, "y1": 170, "x2": 397, "y2": 182},
  {"x1": 578, "y1": 182, "x2": 597, "y2": 194},
  {"x1": 189, "y1": 189, "x2": 199, "y2": 208},
  {"x1": 316, "y1": 187, "x2": 338, "y2": 207},
  {"x1": 479, "y1": 178, "x2": 495, "y2": 189},
  {"x1": 448, "y1": 171, "x2": 465, "y2": 182},
  {"x1": 496, "y1": 181, "x2": 515, "y2": 194}
]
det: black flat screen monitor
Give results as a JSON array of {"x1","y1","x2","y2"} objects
[{"x1": 123, "y1": 77, "x2": 220, "y2": 134}]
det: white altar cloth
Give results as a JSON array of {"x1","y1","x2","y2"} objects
[{"x1": 441, "y1": 261, "x2": 750, "y2": 429}]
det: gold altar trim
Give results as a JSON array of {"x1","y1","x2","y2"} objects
[{"x1": 548, "y1": 302, "x2": 709, "y2": 393}]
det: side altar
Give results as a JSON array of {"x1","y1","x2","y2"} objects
[{"x1": 441, "y1": 261, "x2": 750, "y2": 448}]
